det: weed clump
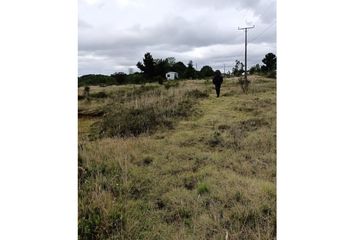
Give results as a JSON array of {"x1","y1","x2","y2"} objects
[
  {"x1": 183, "y1": 177, "x2": 197, "y2": 190},
  {"x1": 184, "y1": 89, "x2": 209, "y2": 98},
  {"x1": 127, "y1": 85, "x2": 160, "y2": 97},
  {"x1": 84, "y1": 86, "x2": 90, "y2": 99},
  {"x1": 142, "y1": 156, "x2": 153, "y2": 165},
  {"x1": 229, "y1": 127, "x2": 244, "y2": 150},
  {"x1": 208, "y1": 131, "x2": 224, "y2": 147},
  {"x1": 197, "y1": 182, "x2": 209, "y2": 194},
  {"x1": 239, "y1": 118, "x2": 269, "y2": 132},
  {"x1": 218, "y1": 124, "x2": 231, "y2": 131},
  {"x1": 90, "y1": 91, "x2": 108, "y2": 99},
  {"x1": 164, "y1": 81, "x2": 179, "y2": 89}
]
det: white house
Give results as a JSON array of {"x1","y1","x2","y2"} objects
[{"x1": 165, "y1": 72, "x2": 178, "y2": 80}]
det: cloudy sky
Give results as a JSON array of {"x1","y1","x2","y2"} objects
[{"x1": 78, "y1": 0, "x2": 276, "y2": 76}]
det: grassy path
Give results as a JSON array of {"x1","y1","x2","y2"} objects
[{"x1": 140, "y1": 77, "x2": 276, "y2": 239}]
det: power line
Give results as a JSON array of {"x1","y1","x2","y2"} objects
[{"x1": 249, "y1": 19, "x2": 276, "y2": 43}]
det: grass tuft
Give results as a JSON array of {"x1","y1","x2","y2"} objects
[{"x1": 197, "y1": 182, "x2": 209, "y2": 194}]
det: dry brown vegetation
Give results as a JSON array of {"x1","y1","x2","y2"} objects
[{"x1": 78, "y1": 76, "x2": 276, "y2": 239}]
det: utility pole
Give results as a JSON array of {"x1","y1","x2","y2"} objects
[
  {"x1": 238, "y1": 25, "x2": 255, "y2": 93},
  {"x1": 223, "y1": 64, "x2": 225, "y2": 75}
]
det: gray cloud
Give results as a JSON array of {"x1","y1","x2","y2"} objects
[
  {"x1": 78, "y1": 19, "x2": 92, "y2": 29},
  {"x1": 78, "y1": 0, "x2": 276, "y2": 75}
]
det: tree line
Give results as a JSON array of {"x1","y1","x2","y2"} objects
[{"x1": 78, "y1": 52, "x2": 276, "y2": 87}]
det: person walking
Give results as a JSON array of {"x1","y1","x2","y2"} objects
[{"x1": 212, "y1": 70, "x2": 223, "y2": 97}]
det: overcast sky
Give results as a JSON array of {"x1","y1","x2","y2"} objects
[{"x1": 78, "y1": 0, "x2": 276, "y2": 76}]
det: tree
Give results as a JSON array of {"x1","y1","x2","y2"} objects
[
  {"x1": 137, "y1": 52, "x2": 155, "y2": 79},
  {"x1": 173, "y1": 61, "x2": 187, "y2": 78},
  {"x1": 249, "y1": 66, "x2": 256, "y2": 75},
  {"x1": 232, "y1": 60, "x2": 244, "y2": 76},
  {"x1": 255, "y1": 64, "x2": 261, "y2": 72},
  {"x1": 78, "y1": 74, "x2": 116, "y2": 87},
  {"x1": 249, "y1": 64, "x2": 261, "y2": 75},
  {"x1": 261, "y1": 65, "x2": 268, "y2": 73},
  {"x1": 262, "y1": 53, "x2": 276, "y2": 71},
  {"x1": 184, "y1": 60, "x2": 197, "y2": 79},
  {"x1": 111, "y1": 72, "x2": 127, "y2": 84},
  {"x1": 166, "y1": 57, "x2": 176, "y2": 67},
  {"x1": 200, "y1": 65, "x2": 214, "y2": 78},
  {"x1": 154, "y1": 58, "x2": 169, "y2": 78},
  {"x1": 126, "y1": 72, "x2": 145, "y2": 84},
  {"x1": 137, "y1": 53, "x2": 178, "y2": 82}
]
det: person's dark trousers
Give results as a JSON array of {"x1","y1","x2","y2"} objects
[{"x1": 215, "y1": 84, "x2": 221, "y2": 97}]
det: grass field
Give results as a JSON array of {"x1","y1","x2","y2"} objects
[{"x1": 78, "y1": 75, "x2": 276, "y2": 240}]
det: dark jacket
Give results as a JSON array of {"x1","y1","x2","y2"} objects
[{"x1": 213, "y1": 74, "x2": 223, "y2": 86}]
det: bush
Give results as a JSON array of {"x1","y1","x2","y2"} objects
[
  {"x1": 267, "y1": 70, "x2": 276, "y2": 79},
  {"x1": 95, "y1": 87, "x2": 210, "y2": 138},
  {"x1": 167, "y1": 99, "x2": 194, "y2": 118},
  {"x1": 78, "y1": 74, "x2": 116, "y2": 87},
  {"x1": 100, "y1": 105, "x2": 161, "y2": 137},
  {"x1": 164, "y1": 81, "x2": 180, "y2": 89},
  {"x1": 154, "y1": 76, "x2": 165, "y2": 85},
  {"x1": 90, "y1": 91, "x2": 108, "y2": 99},
  {"x1": 98, "y1": 90, "x2": 205, "y2": 138},
  {"x1": 99, "y1": 101, "x2": 192, "y2": 138},
  {"x1": 111, "y1": 72, "x2": 127, "y2": 84},
  {"x1": 125, "y1": 73, "x2": 146, "y2": 84},
  {"x1": 84, "y1": 86, "x2": 90, "y2": 96}
]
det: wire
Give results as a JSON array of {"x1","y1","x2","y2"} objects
[{"x1": 249, "y1": 19, "x2": 276, "y2": 43}]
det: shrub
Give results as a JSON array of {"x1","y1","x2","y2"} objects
[
  {"x1": 267, "y1": 70, "x2": 276, "y2": 79},
  {"x1": 100, "y1": 105, "x2": 160, "y2": 137},
  {"x1": 171, "y1": 99, "x2": 194, "y2": 117},
  {"x1": 97, "y1": 88, "x2": 208, "y2": 138},
  {"x1": 84, "y1": 86, "x2": 90, "y2": 99},
  {"x1": 164, "y1": 81, "x2": 180, "y2": 89},
  {"x1": 111, "y1": 72, "x2": 127, "y2": 84},
  {"x1": 99, "y1": 98, "x2": 196, "y2": 138},
  {"x1": 90, "y1": 91, "x2": 108, "y2": 99},
  {"x1": 125, "y1": 73, "x2": 146, "y2": 84},
  {"x1": 78, "y1": 74, "x2": 116, "y2": 87},
  {"x1": 154, "y1": 76, "x2": 165, "y2": 85}
]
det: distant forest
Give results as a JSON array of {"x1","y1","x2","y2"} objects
[{"x1": 78, "y1": 52, "x2": 276, "y2": 87}]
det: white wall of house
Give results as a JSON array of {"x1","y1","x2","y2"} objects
[{"x1": 166, "y1": 72, "x2": 178, "y2": 80}]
